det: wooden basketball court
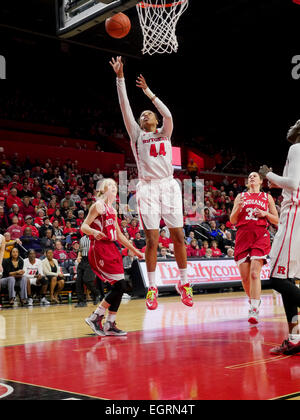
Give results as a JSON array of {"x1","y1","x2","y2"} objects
[{"x1": 0, "y1": 290, "x2": 300, "y2": 400}]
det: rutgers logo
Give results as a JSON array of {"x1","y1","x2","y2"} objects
[
  {"x1": 0, "y1": 383, "x2": 14, "y2": 399},
  {"x1": 277, "y1": 266, "x2": 286, "y2": 275}
]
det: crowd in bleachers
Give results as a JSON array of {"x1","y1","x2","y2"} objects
[{"x1": 0, "y1": 152, "x2": 281, "y2": 308}]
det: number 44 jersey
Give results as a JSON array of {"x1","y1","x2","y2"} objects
[{"x1": 236, "y1": 192, "x2": 269, "y2": 229}]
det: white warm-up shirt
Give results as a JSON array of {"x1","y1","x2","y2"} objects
[
  {"x1": 23, "y1": 258, "x2": 44, "y2": 279},
  {"x1": 116, "y1": 77, "x2": 174, "y2": 181},
  {"x1": 267, "y1": 143, "x2": 300, "y2": 207}
]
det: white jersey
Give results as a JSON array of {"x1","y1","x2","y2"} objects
[
  {"x1": 23, "y1": 258, "x2": 44, "y2": 279},
  {"x1": 117, "y1": 77, "x2": 173, "y2": 181},
  {"x1": 267, "y1": 143, "x2": 300, "y2": 279}
]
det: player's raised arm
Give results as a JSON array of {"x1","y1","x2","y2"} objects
[
  {"x1": 259, "y1": 144, "x2": 300, "y2": 191},
  {"x1": 136, "y1": 74, "x2": 173, "y2": 138},
  {"x1": 110, "y1": 56, "x2": 140, "y2": 143}
]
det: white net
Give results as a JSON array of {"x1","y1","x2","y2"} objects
[{"x1": 136, "y1": 0, "x2": 189, "y2": 55}]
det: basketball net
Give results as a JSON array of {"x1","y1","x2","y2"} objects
[{"x1": 136, "y1": 0, "x2": 189, "y2": 55}]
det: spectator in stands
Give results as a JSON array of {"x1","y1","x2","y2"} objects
[
  {"x1": 211, "y1": 240, "x2": 223, "y2": 257},
  {"x1": 6, "y1": 187, "x2": 23, "y2": 211},
  {"x1": 65, "y1": 210, "x2": 77, "y2": 228},
  {"x1": 76, "y1": 210, "x2": 85, "y2": 228},
  {"x1": 52, "y1": 219, "x2": 65, "y2": 241},
  {"x1": 70, "y1": 188, "x2": 81, "y2": 205},
  {"x1": 19, "y1": 227, "x2": 42, "y2": 257},
  {"x1": 186, "y1": 231, "x2": 196, "y2": 245},
  {"x1": 159, "y1": 247, "x2": 173, "y2": 259},
  {"x1": 225, "y1": 248, "x2": 235, "y2": 258},
  {"x1": 0, "y1": 206, "x2": 9, "y2": 233},
  {"x1": 53, "y1": 240, "x2": 70, "y2": 266},
  {"x1": 204, "y1": 248, "x2": 213, "y2": 259},
  {"x1": 20, "y1": 196, "x2": 35, "y2": 219},
  {"x1": 222, "y1": 231, "x2": 235, "y2": 253},
  {"x1": 42, "y1": 248, "x2": 64, "y2": 304},
  {"x1": 68, "y1": 241, "x2": 80, "y2": 260},
  {"x1": 23, "y1": 249, "x2": 50, "y2": 306},
  {"x1": 19, "y1": 180, "x2": 32, "y2": 199},
  {"x1": 208, "y1": 220, "x2": 223, "y2": 243},
  {"x1": 39, "y1": 216, "x2": 54, "y2": 238},
  {"x1": 47, "y1": 198, "x2": 57, "y2": 217},
  {"x1": 34, "y1": 209, "x2": 46, "y2": 228},
  {"x1": 50, "y1": 208, "x2": 65, "y2": 229},
  {"x1": 40, "y1": 229, "x2": 55, "y2": 251},
  {"x1": 21, "y1": 215, "x2": 39, "y2": 237},
  {"x1": 199, "y1": 240, "x2": 210, "y2": 257},
  {"x1": 187, "y1": 239, "x2": 201, "y2": 257},
  {"x1": 127, "y1": 219, "x2": 140, "y2": 240},
  {"x1": 158, "y1": 229, "x2": 173, "y2": 250},
  {"x1": 8, "y1": 204, "x2": 24, "y2": 226},
  {"x1": 133, "y1": 232, "x2": 146, "y2": 250},
  {"x1": 7, "y1": 215, "x2": 23, "y2": 239},
  {"x1": 2, "y1": 247, "x2": 28, "y2": 305},
  {"x1": 60, "y1": 191, "x2": 76, "y2": 211},
  {"x1": 3, "y1": 232, "x2": 22, "y2": 259}
]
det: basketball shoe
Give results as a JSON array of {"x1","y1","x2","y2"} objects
[
  {"x1": 85, "y1": 313, "x2": 106, "y2": 336},
  {"x1": 176, "y1": 283, "x2": 193, "y2": 307},
  {"x1": 104, "y1": 321, "x2": 127, "y2": 336},
  {"x1": 146, "y1": 287, "x2": 158, "y2": 310},
  {"x1": 248, "y1": 308, "x2": 259, "y2": 325},
  {"x1": 270, "y1": 339, "x2": 300, "y2": 356}
]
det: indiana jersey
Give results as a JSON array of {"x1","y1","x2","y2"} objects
[
  {"x1": 236, "y1": 192, "x2": 269, "y2": 229},
  {"x1": 90, "y1": 201, "x2": 117, "y2": 242},
  {"x1": 117, "y1": 77, "x2": 173, "y2": 181}
]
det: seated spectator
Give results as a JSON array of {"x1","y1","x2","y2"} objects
[
  {"x1": 19, "y1": 227, "x2": 42, "y2": 256},
  {"x1": 204, "y1": 248, "x2": 213, "y2": 259},
  {"x1": 47, "y1": 198, "x2": 58, "y2": 217},
  {"x1": 21, "y1": 215, "x2": 39, "y2": 237},
  {"x1": 39, "y1": 216, "x2": 54, "y2": 238},
  {"x1": 187, "y1": 239, "x2": 201, "y2": 257},
  {"x1": 159, "y1": 247, "x2": 173, "y2": 259},
  {"x1": 19, "y1": 180, "x2": 32, "y2": 199},
  {"x1": 40, "y1": 229, "x2": 55, "y2": 251},
  {"x1": 50, "y1": 209, "x2": 65, "y2": 229},
  {"x1": 133, "y1": 232, "x2": 146, "y2": 250},
  {"x1": 34, "y1": 209, "x2": 46, "y2": 228},
  {"x1": 8, "y1": 204, "x2": 24, "y2": 226},
  {"x1": 208, "y1": 220, "x2": 223, "y2": 242},
  {"x1": 225, "y1": 248, "x2": 235, "y2": 258},
  {"x1": 158, "y1": 229, "x2": 173, "y2": 250},
  {"x1": 68, "y1": 241, "x2": 80, "y2": 260},
  {"x1": 60, "y1": 191, "x2": 76, "y2": 211},
  {"x1": 0, "y1": 206, "x2": 9, "y2": 233},
  {"x1": 127, "y1": 219, "x2": 140, "y2": 240},
  {"x1": 63, "y1": 220, "x2": 79, "y2": 243},
  {"x1": 76, "y1": 210, "x2": 85, "y2": 228},
  {"x1": 70, "y1": 188, "x2": 81, "y2": 205},
  {"x1": 3, "y1": 232, "x2": 22, "y2": 259},
  {"x1": 6, "y1": 215, "x2": 23, "y2": 239},
  {"x1": 23, "y1": 249, "x2": 50, "y2": 306},
  {"x1": 20, "y1": 196, "x2": 35, "y2": 219},
  {"x1": 53, "y1": 240, "x2": 70, "y2": 265},
  {"x1": 222, "y1": 231, "x2": 235, "y2": 252},
  {"x1": 2, "y1": 247, "x2": 28, "y2": 305},
  {"x1": 211, "y1": 240, "x2": 223, "y2": 257},
  {"x1": 65, "y1": 210, "x2": 77, "y2": 228},
  {"x1": 186, "y1": 231, "x2": 196, "y2": 245},
  {"x1": 42, "y1": 248, "x2": 64, "y2": 304},
  {"x1": 6, "y1": 187, "x2": 23, "y2": 211},
  {"x1": 52, "y1": 219, "x2": 65, "y2": 241},
  {"x1": 199, "y1": 240, "x2": 210, "y2": 257}
]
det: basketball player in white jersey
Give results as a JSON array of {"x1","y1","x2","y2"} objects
[
  {"x1": 259, "y1": 119, "x2": 300, "y2": 355},
  {"x1": 110, "y1": 56, "x2": 193, "y2": 310}
]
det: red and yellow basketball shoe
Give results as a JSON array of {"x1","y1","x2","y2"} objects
[
  {"x1": 176, "y1": 283, "x2": 194, "y2": 307},
  {"x1": 146, "y1": 287, "x2": 158, "y2": 310}
]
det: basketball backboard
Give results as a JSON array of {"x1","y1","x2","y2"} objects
[{"x1": 56, "y1": 0, "x2": 139, "y2": 38}]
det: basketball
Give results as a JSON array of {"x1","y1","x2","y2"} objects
[{"x1": 105, "y1": 13, "x2": 131, "y2": 39}]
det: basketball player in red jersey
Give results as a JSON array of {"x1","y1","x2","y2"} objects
[
  {"x1": 230, "y1": 172, "x2": 278, "y2": 324},
  {"x1": 110, "y1": 56, "x2": 193, "y2": 310},
  {"x1": 82, "y1": 179, "x2": 144, "y2": 336}
]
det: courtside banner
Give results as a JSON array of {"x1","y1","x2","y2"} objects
[{"x1": 137, "y1": 258, "x2": 271, "y2": 289}]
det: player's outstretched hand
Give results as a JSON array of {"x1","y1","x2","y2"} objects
[
  {"x1": 136, "y1": 74, "x2": 148, "y2": 90},
  {"x1": 109, "y1": 56, "x2": 124, "y2": 77},
  {"x1": 259, "y1": 165, "x2": 272, "y2": 179}
]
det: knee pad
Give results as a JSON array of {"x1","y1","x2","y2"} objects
[{"x1": 105, "y1": 279, "x2": 126, "y2": 311}]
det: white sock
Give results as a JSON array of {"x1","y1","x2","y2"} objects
[
  {"x1": 289, "y1": 334, "x2": 300, "y2": 343},
  {"x1": 107, "y1": 313, "x2": 116, "y2": 323},
  {"x1": 250, "y1": 299, "x2": 261, "y2": 310},
  {"x1": 148, "y1": 272, "x2": 156, "y2": 288},
  {"x1": 94, "y1": 305, "x2": 106, "y2": 317},
  {"x1": 179, "y1": 268, "x2": 188, "y2": 286}
]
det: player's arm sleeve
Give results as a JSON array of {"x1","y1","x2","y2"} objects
[
  {"x1": 116, "y1": 77, "x2": 140, "y2": 143},
  {"x1": 266, "y1": 144, "x2": 300, "y2": 191},
  {"x1": 153, "y1": 97, "x2": 173, "y2": 138}
]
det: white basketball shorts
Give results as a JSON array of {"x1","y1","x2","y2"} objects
[
  {"x1": 270, "y1": 203, "x2": 300, "y2": 279},
  {"x1": 136, "y1": 176, "x2": 183, "y2": 230}
]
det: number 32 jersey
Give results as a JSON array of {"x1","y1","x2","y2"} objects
[
  {"x1": 117, "y1": 77, "x2": 173, "y2": 181},
  {"x1": 236, "y1": 192, "x2": 269, "y2": 229}
]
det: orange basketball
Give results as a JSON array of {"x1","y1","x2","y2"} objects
[{"x1": 105, "y1": 12, "x2": 131, "y2": 39}]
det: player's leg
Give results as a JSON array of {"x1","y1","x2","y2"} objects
[
  {"x1": 248, "y1": 258, "x2": 264, "y2": 324},
  {"x1": 162, "y1": 178, "x2": 193, "y2": 307},
  {"x1": 237, "y1": 260, "x2": 251, "y2": 297},
  {"x1": 144, "y1": 227, "x2": 160, "y2": 310},
  {"x1": 169, "y1": 227, "x2": 193, "y2": 307}
]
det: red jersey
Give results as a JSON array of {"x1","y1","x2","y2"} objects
[
  {"x1": 90, "y1": 202, "x2": 117, "y2": 242},
  {"x1": 236, "y1": 192, "x2": 269, "y2": 229}
]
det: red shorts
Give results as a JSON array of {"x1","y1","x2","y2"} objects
[
  {"x1": 88, "y1": 239, "x2": 124, "y2": 284},
  {"x1": 234, "y1": 226, "x2": 271, "y2": 266}
]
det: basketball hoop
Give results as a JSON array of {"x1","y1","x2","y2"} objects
[{"x1": 136, "y1": 0, "x2": 189, "y2": 55}]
